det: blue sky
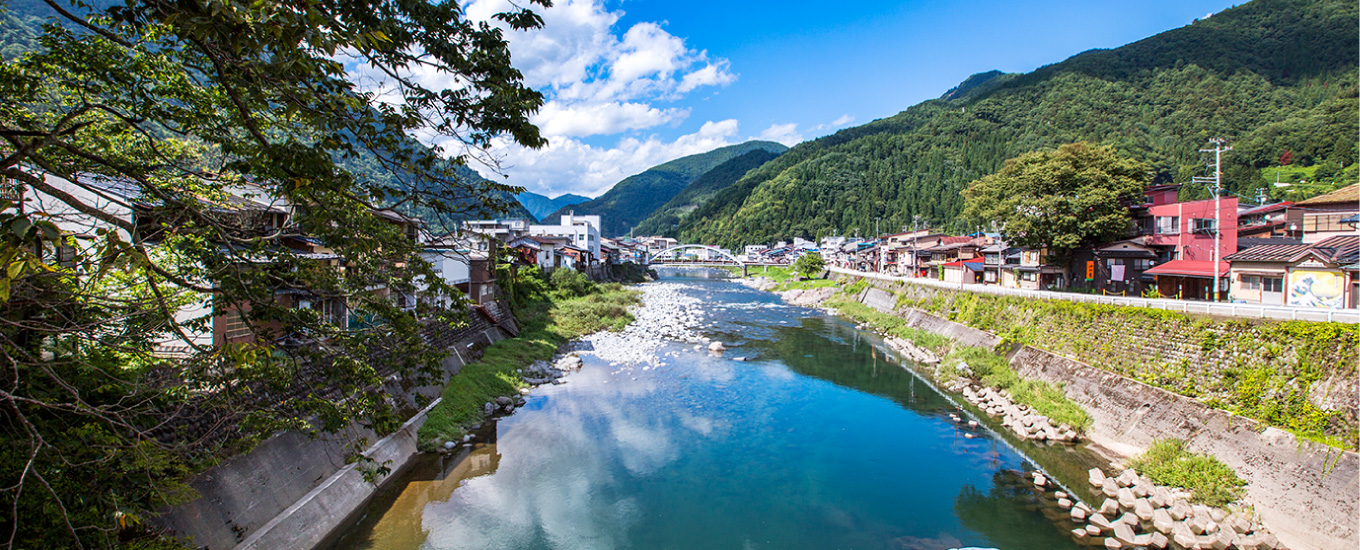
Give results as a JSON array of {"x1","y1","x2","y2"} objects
[{"x1": 451, "y1": 0, "x2": 1241, "y2": 198}]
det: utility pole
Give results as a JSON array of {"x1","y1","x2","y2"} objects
[
  {"x1": 911, "y1": 215, "x2": 922, "y2": 278},
  {"x1": 1199, "y1": 138, "x2": 1231, "y2": 303},
  {"x1": 875, "y1": 217, "x2": 882, "y2": 273}
]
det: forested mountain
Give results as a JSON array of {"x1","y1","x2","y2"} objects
[
  {"x1": 516, "y1": 191, "x2": 589, "y2": 220},
  {"x1": 544, "y1": 140, "x2": 789, "y2": 236},
  {"x1": 633, "y1": 149, "x2": 783, "y2": 237},
  {"x1": 677, "y1": 0, "x2": 1359, "y2": 248}
]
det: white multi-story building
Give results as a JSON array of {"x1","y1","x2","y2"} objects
[{"x1": 529, "y1": 214, "x2": 601, "y2": 260}]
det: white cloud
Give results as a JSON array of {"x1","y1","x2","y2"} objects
[
  {"x1": 466, "y1": 0, "x2": 736, "y2": 140},
  {"x1": 482, "y1": 119, "x2": 741, "y2": 197},
  {"x1": 757, "y1": 123, "x2": 803, "y2": 147},
  {"x1": 532, "y1": 101, "x2": 689, "y2": 138},
  {"x1": 677, "y1": 61, "x2": 737, "y2": 94},
  {"x1": 349, "y1": 0, "x2": 746, "y2": 200},
  {"x1": 808, "y1": 113, "x2": 857, "y2": 134}
]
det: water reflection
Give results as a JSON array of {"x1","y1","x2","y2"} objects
[{"x1": 330, "y1": 279, "x2": 1095, "y2": 550}]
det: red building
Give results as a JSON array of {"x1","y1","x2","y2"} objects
[{"x1": 1142, "y1": 196, "x2": 1239, "y2": 300}]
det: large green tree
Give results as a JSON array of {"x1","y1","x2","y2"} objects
[
  {"x1": 961, "y1": 143, "x2": 1148, "y2": 259},
  {"x1": 0, "y1": 0, "x2": 549, "y2": 547}
]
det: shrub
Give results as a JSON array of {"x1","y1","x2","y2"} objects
[
  {"x1": 550, "y1": 268, "x2": 597, "y2": 298},
  {"x1": 1128, "y1": 439, "x2": 1246, "y2": 507}
]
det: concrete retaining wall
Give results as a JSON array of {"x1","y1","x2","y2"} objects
[
  {"x1": 1010, "y1": 346, "x2": 1358, "y2": 550},
  {"x1": 157, "y1": 323, "x2": 510, "y2": 550},
  {"x1": 846, "y1": 286, "x2": 1358, "y2": 550}
]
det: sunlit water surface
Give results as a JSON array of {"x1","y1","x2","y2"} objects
[{"x1": 329, "y1": 278, "x2": 1099, "y2": 550}]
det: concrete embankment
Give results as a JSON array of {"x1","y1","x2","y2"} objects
[
  {"x1": 831, "y1": 281, "x2": 1358, "y2": 550},
  {"x1": 156, "y1": 306, "x2": 516, "y2": 550}
]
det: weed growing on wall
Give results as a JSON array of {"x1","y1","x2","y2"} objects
[
  {"x1": 1128, "y1": 439, "x2": 1247, "y2": 507},
  {"x1": 894, "y1": 285, "x2": 1358, "y2": 449}
]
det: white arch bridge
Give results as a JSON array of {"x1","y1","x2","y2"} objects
[{"x1": 646, "y1": 244, "x2": 753, "y2": 276}]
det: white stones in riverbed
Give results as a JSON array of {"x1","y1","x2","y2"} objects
[
  {"x1": 958, "y1": 384, "x2": 1079, "y2": 443},
  {"x1": 1068, "y1": 467, "x2": 1283, "y2": 550},
  {"x1": 882, "y1": 336, "x2": 940, "y2": 365},
  {"x1": 584, "y1": 282, "x2": 706, "y2": 367}
]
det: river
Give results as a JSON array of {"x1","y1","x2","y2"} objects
[{"x1": 327, "y1": 277, "x2": 1105, "y2": 550}]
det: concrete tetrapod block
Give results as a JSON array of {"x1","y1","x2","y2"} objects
[
  {"x1": 1148, "y1": 531, "x2": 1170, "y2": 549},
  {"x1": 1152, "y1": 508, "x2": 1174, "y2": 534},
  {"x1": 1117, "y1": 487, "x2": 1137, "y2": 509},
  {"x1": 1103, "y1": 537, "x2": 1123, "y2": 550},
  {"x1": 1172, "y1": 531, "x2": 1197, "y2": 550},
  {"x1": 1134, "y1": 498, "x2": 1156, "y2": 521},
  {"x1": 1072, "y1": 527, "x2": 1089, "y2": 540},
  {"x1": 1058, "y1": 498, "x2": 1073, "y2": 510},
  {"x1": 1117, "y1": 512, "x2": 1140, "y2": 528},
  {"x1": 1102, "y1": 478, "x2": 1120, "y2": 498},
  {"x1": 1133, "y1": 533, "x2": 1153, "y2": 547},
  {"x1": 1089, "y1": 468, "x2": 1106, "y2": 488},
  {"x1": 1210, "y1": 529, "x2": 1238, "y2": 550},
  {"x1": 1112, "y1": 523, "x2": 1138, "y2": 546},
  {"x1": 1100, "y1": 498, "x2": 1120, "y2": 516},
  {"x1": 1085, "y1": 525, "x2": 1102, "y2": 537},
  {"x1": 1169, "y1": 501, "x2": 1191, "y2": 521},
  {"x1": 1189, "y1": 515, "x2": 1209, "y2": 535},
  {"x1": 1088, "y1": 513, "x2": 1113, "y2": 532},
  {"x1": 1116, "y1": 469, "x2": 1138, "y2": 487},
  {"x1": 1071, "y1": 507, "x2": 1088, "y2": 522}
]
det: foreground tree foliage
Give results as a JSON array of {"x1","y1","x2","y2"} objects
[
  {"x1": 961, "y1": 143, "x2": 1148, "y2": 261},
  {"x1": 0, "y1": 0, "x2": 548, "y2": 547}
]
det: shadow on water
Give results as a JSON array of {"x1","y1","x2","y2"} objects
[{"x1": 325, "y1": 435, "x2": 502, "y2": 550}]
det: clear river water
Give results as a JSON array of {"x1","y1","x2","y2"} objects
[{"x1": 327, "y1": 277, "x2": 1105, "y2": 550}]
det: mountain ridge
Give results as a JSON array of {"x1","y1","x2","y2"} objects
[
  {"x1": 544, "y1": 140, "x2": 789, "y2": 236},
  {"x1": 676, "y1": 0, "x2": 1358, "y2": 248}
]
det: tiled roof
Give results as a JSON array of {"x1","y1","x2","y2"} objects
[
  {"x1": 1237, "y1": 237, "x2": 1302, "y2": 248},
  {"x1": 1224, "y1": 244, "x2": 1311, "y2": 262},
  {"x1": 1226, "y1": 235, "x2": 1358, "y2": 264},
  {"x1": 1294, "y1": 184, "x2": 1358, "y2": 206}
]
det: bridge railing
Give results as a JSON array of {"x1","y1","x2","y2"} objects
[{"x1": 826, "y1": 266, "x2": 1360, "y2": 324}]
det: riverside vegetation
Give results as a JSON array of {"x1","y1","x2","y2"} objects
[
  {"x1": 417, "y1": 269, "x2": 640, "y2": 450},
  {"x1": 891, "y1": 285, "x2": 1359, "y2": 449}
]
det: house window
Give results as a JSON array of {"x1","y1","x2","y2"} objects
[
  {"x1": 1240, "y1": 275, "x2": 1260, "y2": 290},
  {"x1": 1133, "y1": 259, "x2": 1153, "y2": 270},
  {"x1": 1155, "y1": 216, "x2": 1179, "y2": 235},
  {"x1": 1191, "y1": 218, "x2": 1217, "y2": 234},
  {"x1": 1263, "y1": 277, "x2": 1283, "y2": 293}
]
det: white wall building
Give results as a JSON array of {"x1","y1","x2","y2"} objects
[{"x1": 530, "y1": 214, "x2": 601, "y2": 260}]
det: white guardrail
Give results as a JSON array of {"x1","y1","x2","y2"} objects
[{"x1": 826, "y1": 266, "x2": 1360, "y2": 324}]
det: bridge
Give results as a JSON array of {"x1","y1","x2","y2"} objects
[{"x1": 647, "y1": 244, "x2": 752, "y2": 276}]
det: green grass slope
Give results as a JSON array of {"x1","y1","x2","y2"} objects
[
  {"x1": 677, "y1": 0, "x2": 1358, "y2": 248},
  {"x1": 544, "y1": 140, "x2": 788, "y2": 236},
  {"x1": 632, "y1": 148, "x2": 783, "y2": 237}
]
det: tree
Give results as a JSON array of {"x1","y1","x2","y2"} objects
[
  {"x1": 792, "y1": 253, "x2": 826, "y2": 278},
  {"x1": 960, "y1": 143, "x2": 1148, "y2": 260},
  {"x1": 0, "y1": 0, "x2": 550, "y2": 547}
]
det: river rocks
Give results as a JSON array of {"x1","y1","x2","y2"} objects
[
  {"x1": 882, "y1": 336, "x2": 940, "y2": 365},
  {"x1": 781, "y1": 286, "x2": 838, "y2": 306},
  {"x1": 708, "y1": 341, "x2": 726, "y2": 352},
  {"x1": 1068, "y1": 467, "x2": 1283, "y2": 550},
  {"x1": 959, "y1": 383, "x2": 1080, "y2": 444},
  {"x1": 496, "y1": 396, "x2": 511, "y2": 406}
]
